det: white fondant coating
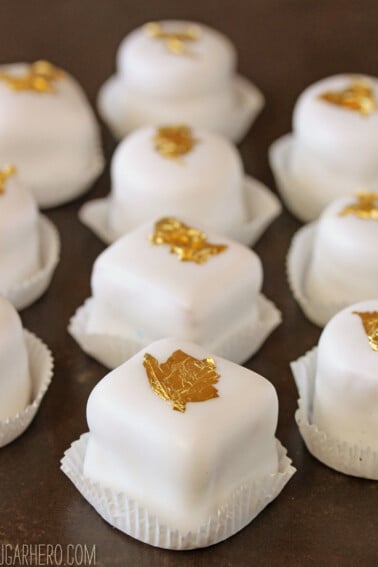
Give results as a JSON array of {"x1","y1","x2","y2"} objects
[
  {"x1": 0, "y1": 296, "x2": 31, "y2": 420},
  {"x1": 305, "y1": 196, "x2": 378, "y2": 304},
  {"x1": 87, "y1": 220, "x2": 262, "y2": 345},
  {"x1": 98, "y1": 21, "x2": 263, "y2": 140},
  {"x1": 313, "y1": 300, "x2": 378, "y2": 449},
  {"x1": 0, "y1": 63, "x2": 103, "y2": 207},
  {"x1": 109, "y1": 126, "x2": 247, "y2": 236},
  {"x1": 84, "y1": 338, "x2": 279, "y2": 532},
  {"x1": 117, "y1": 21, "x2": 236, "y2": 98},
  {"x1": 293, "y1": 74, "x2": 378, "y2": 175},
  {"x1": 0, "y1": 176, "x2": 40, "y2": 291}
]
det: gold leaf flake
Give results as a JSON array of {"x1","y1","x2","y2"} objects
[
  {"x1": 154, "y1": 125, "x2": 197, "y2": 159},
  {"x1": 144, "y1": 21, "x2": 200, "y2": 55},
  {"x1": 353, "y1": 311, "x2": 378, "y2": 352},
  {"x1": 143, "y1": 349, "x2": 220, "y2": 412},
  {"x1": 339, "y1": 192, "x2": 378, "y2": 220},
  {"x1": 319, "y1": 80, "x2": 377, "y2": 115},
  {"x1": 0, "y1": 165, "x2": 16, "y2": 195},
  {"x1": 0, "y1": 60, "x2": 64, "y2": 93},
  {"x1": 150, "y1": 217, "x2": 228, "y2": 264}
]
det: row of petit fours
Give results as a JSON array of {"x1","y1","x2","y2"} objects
[
  {"x1": 0, "y1": 19, "x2": 377, "y2": 550},
  {"x1": 2, "y1": 292, "x2": 377, "y2": 549}
]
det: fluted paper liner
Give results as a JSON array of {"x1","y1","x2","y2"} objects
[
  {"x1": 98, "y1": 74, "x2": 264, "y2": 143},
  {"x1": 287, "y1": 223, "x2": 354, "y2": 328},
  {"x1": 79, "y1": 176, "x2": 281, "y2": 247},
  {"x1": 270, "y1": 134, "x2": 325, "y2": 222},
  {"x1": 0, "y1": 330, "x2": 53, "y2": 447},
  {"x1": 68, "y1": 294, "x2": 281, "y2": 369},
  {"x1": 2, "y1": 216, "x2": 60, "y2": 311},
  {"x1": 38, "y1": 147, "x2": 105, "y2": 209},
  {"x1": 61, "y1": 434, "x2": 295, "y2": 549},
  {"x1": 291, "y1": 348, "x2": 378, "y2": 480}
]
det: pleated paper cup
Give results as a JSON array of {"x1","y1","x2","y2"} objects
[
  {"x1": 0, "y1": 330, "x2": 54, "y2": 448},
  {"x1": 68, "y1": 294, "x2": 282, "y2": 369},
  {"x1": 79, "y1": 176, "x2": 281, "y2": 247},
  {"x1": 98, "y1": 74, "x2": 264, "y2": 143},
  {"x1": 287, "y1": 223, "x2": 353, "y2": 327},
  {"x1": 291, "y1": 348, "x2": 378, "y2": 480},
  {"x1": 61, "y1": 434, "x2": 295, "y2": 550},
  {"x1": 2, "y1": 216, "x2": 60, "y2": 311}
]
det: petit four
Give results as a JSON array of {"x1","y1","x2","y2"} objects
[
  {"x1": 0, "y1": 295, "x2": 31, "y2": 421},
  {"x1": 0, "y1": 166, "x2": 60, "y2": 309},
  {"x1": 79, "y1": 125, "x2": 281, "y2": 246},
  {"x1": 97, "y1": 21, "x2": 264, "y2": 142},
  {"x1": 0, "y1": 60, "x2": 104, "y2": 208},
  {"x1": 287, "y1": 192, "x2": 378, "y2": 326},
  {"x1": 291, "y1": 300, "x2": 378, "y2": 478},
  {"x1": 70, "y1": 217, "x2": 281, "y2": 367},
  {"x1": 62, "y1": 338, "x2": 295, "y2": 547},
  {"x1": 270, "y1": 74, "x2": 378, "y2": 221}
]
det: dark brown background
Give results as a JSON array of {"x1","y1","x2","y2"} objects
[{"x1": 0, "y1": 1, "x2": 377, "y2": 566}]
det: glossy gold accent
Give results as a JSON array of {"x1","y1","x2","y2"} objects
[
  {"x1": 154, "y1": 125, "x2": 197, "y2": 159},
  {"x1": 353, "y1": 311, "x2": 378, "y2": 352},
  {"x1": 339, "y1": 192, "x2": 378, "y2": 220},
  {"x1": 319, "y1": 80, "x2": 377, "y2": 115},
  {"x1": 0, "y1": 61, "x2": 64, "y2": 93},
  {"x1": 0, "y1": 165, "x2": 16, "y2": 194},
  {"x1": 150, "y1": 217, "x2": 228, "y2": 264},
  {"x1": 143, "y1": 349, "x2": 220, "y2": 412},
  {"x1": 144, "y1": 21, "x2": 200, "y2": 55}
]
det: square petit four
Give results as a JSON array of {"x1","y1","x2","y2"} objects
[
  {"x1": 0, "y1": 60, "x2": 103, "y2": 207},
  {"x1": 292, "y1": 300, "x2": 378, "y2": 479},
  {"x1": 74, "y1": 217, "x2": 280, "y2": 366},
  {"x1": 98, "y1": 21, "x2": 264, "y2": 142},
  {"x1": 62, "y1": 338, "x2": 294, "y2": 547},
  {"x1": 270, "y1": 74, "x2": 378, "y2": 221}
]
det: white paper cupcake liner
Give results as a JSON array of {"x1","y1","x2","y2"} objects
[
  {"x1": 61, "y1": 434, "x2": 295, "y2": 549},
  {"x1": 98, "y1": 74, "x2": 264, "y2": 143},
  {"x1": 269, "y1": 134, "x2": 322, "y2": 222},
  {"x1": 0, "y1": 330, "x2": 54, "y2": 448},
  {"x1": 286, "y1": 223, "x2": 354, "y2": 327},
  {"x1": 68, "y1": 294, "x2": 281, "y2": 369},
  {"x1": 79, "y1": 176, "x2": 281, "y2": 248},
  {"x1": 38, "y1": 146, "x2": 105, "y2": 209},
  {"x1": 1, "y1": 215, "x2": 60, "y2": 311},
  {"x1": 291, "y1": 348, "x2": 378, "y2": 480}
]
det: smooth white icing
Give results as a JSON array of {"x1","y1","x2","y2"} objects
[
  {"x1": 285, "y1": 75, "x2": 378, "y2": 212},
  {"x1": 293, "y1": 74, "x2": 378, "y2": 175},
  {"x1": 109, "y1": 126, "x2": 247, "y2": 236},
  {"x1": 0, "y1": 63, "x2": 103, "y2": 208},
  {"x1": 313, "y1": 300, "x2": 378, "y2": 449},
  {"x1": 83, "y1": 337, "x2": 279, "y2": 531},
  {"x1": 98, "y1": 21, "x2": 258, "y2": 139},
  {"x1": 305, "y1": 196, "x2": 378, "y2": 303},
  {"x1": 0, "y1": 295, "x2": 31, "y2": 420},
  {"x1": 87, "y1": 219, "x2": 262, "y2": 345},
  {"x1": 117, "y1": 21, "x2": 236, "y2": 98},
  {"x1": 0, "y1": 175, "x2": 40, "y2": 292}
]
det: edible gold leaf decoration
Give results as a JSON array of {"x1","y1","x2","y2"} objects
[
  {"x1": 339, "y1": 192, "x2": 378, "y2": 220},
  {"x1": 143, "y1": 349, "x2": 220, "y2": 412},
  {"x1": 154, "y1": 125, "x2": 197, "y2": 159},
  {"x1": 353, "y1": 311, "x2": 378, "y2": 352},
  {"x1": 319, "y1": 80, "x2": 377, "y2": 115},
  {"x1": 0, "y1": 165, "x2": 16, "y2": 195},
  {"x1": 150, "y1": 217, "x2": 228, "y2": 264},
  {"x1": 144, "y1": 21, "x2": 200, "y2": 55},
  {"x1": 0, "y1": 60, "x2": 64, "y2": 93}
]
